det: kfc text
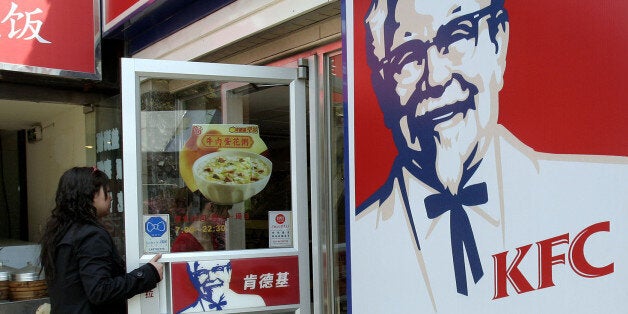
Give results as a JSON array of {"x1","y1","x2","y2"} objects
[{"x1": 492, "y1": 221, "x2": 613, "y2": 299}]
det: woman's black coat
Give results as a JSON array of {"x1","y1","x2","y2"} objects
[{"x1": 48, "y1": 223, "x2": 160, "y2": 313}]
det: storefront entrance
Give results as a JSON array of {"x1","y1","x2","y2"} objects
[{"x1": 120, "y1": 58, "x2": 310, "y2": 313}]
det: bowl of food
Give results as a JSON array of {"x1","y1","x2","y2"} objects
[{"x1": 192, "y1": 150, "x2": 272, "y2": 204}]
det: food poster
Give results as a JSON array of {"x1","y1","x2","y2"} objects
[
  {"x1": 344, "y1": 0, "x2": 627, "y2": 313},
  {"x1": 180, "y1": 124, "x2": 271, "y2": 203},
  {"x1": 163, "y1": 124, "x2": 273, "y2": 252},
  {"x1": 171, "y1": 256, "x2": 300, "y2": 313},
  {"x1": 177, "y1": 124, "x2": 272, "y2": 252}
]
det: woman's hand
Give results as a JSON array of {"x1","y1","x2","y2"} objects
[{"x1": 149, "y1": 253, "x2": 164, "y2": 281}]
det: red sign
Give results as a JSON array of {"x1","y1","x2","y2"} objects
[
  {"x1": 347, "y1": 0, "x2": 628, "y2": 312},
  {"x1": 0, "y1": 0, "x2": 98, "y2": 76},
  {"x1": 105, "y1": 0, "x2": 140, "y2": 24},
  {"x1": 491, "y1": 221, "x2": 613, "y2": 299},
  {"x1": 352, "y1": 0, "x2": 628, "y2": 207},
  {"x1": 103, "y1": 0, "x2": 155, "y2": 32},
  {"x1": 171, "y1": 256, "x2": 299, "y2": 313}
]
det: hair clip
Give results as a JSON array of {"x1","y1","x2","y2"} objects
[{"x1": 92, "y1": 166, "x2": 98, "y2": 173}]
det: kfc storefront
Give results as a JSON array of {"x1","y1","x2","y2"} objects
[
  {"x1": 104, "y1": 0, "x2": 627, "y2": 313},
  {"x1": 2, "y1": 0, "x2": 624, "y2": 313},
  {"x1": 119, "y1": 58, "x2": 313, "y2": 313},
  {"x1": 108, "y1": 1, "x2": 346, "y2": 313},
  {"x1": 0, "y1": 0, "x2": 346, "y2": 313}
]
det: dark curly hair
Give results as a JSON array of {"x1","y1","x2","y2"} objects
[{"x1": 39, "y1": 167, "x2": 110, "y2": 281}]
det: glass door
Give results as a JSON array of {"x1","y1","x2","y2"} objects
[
  {"x1": 120, "y1": 58, "x2": 309, "y2": 313},
  {"x1": 311, "y1": 50, "x2": 346, "y2": 314},
  {"x1": 324, "y1": 51, "x2": 346, "y2": 314}
]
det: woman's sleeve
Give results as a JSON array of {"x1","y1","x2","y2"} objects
[{"x1": 76, "y1": 227, "x2": 160, "y2": 305}]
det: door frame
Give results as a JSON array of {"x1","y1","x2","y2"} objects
[{"x1": 120, "y1": 57, "x2": 310, "y2": 313}]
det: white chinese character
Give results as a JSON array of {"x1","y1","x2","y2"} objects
[
  {"x1": 259, "y1": 273, "x2": 274, "y2": 289},
  {"x1": 243, "y1": 274, "x2": 257, "y2": 290},
  {"x1": 116, "y1": 191, "x2": 124, "y2": 213},
  {"x1": 111, "y1": 128, "x2": 120, "y2": 150},
  {"x1": 97, "y1": 159, "x2": 112, "y2": 180},
  {"x1": 275, "y1": 272, "x2": 289, "y2": 288},
  {"x1": 1, "y1": 2, "x2": 51, "y2": 43},
  {"x1": 96, "y1": 131, "x2": 104, "y2": 153},
  {"x1": 104, "y1": 129, "x2": 112, "y2": 151},
  {"x1": 116, "y1": 158, "x2": 122, "y2": 180}
]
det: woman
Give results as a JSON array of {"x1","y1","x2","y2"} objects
[{"x1": 40, "y1": 167, "x2": 164, "y2": 313}]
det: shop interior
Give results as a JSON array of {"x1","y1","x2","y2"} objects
[
  {"x1": 0, "y1": 99, "x2": 87, "y2": 246},
  {"x1": 0, "y1": 97, "x2": 93, "y2": 310}
]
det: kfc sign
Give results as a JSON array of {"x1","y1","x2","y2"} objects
[
  {"x1": 0, "y1": 0, "x2": 99, "y2": 77},
  {"x1": 171, "y1": 256, "x2": 299, "y2": 313},
  {"x1": 492, "y1": 221, "x2": 613, "y2": 299},
  {"x1": 345, "y1": 0, "x2": 627, "y2": 313}
]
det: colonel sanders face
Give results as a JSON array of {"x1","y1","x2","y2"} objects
[
  {"x1": 365, "y1": 0, "x2": 509, "y2": 191},
  {"x1": 188, "y1": 260, "x2": 232, "y2": 299}
]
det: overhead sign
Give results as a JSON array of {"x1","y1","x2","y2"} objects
[
  {"x1": 0, "y1": 0, "x2": 100, "y2": 78},
  {"x1": 102, "y1": 0, "x2": 153, "y2": 33},
  {"x1": 344, "y1": 0, "x2": 628, "y2": 313}
]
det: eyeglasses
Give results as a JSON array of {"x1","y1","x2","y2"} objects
[{"x1": 376, "y1": 3, "x2": 507, "y2": 79}]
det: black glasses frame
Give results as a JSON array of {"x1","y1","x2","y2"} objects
[{"x1": 377, "y1": 3, "x2": 508, "y2": 78}]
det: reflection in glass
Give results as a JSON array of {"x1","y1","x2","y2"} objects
[
  {"x1": 329, "y1": 53, "x2": 346, "y2": 313},
  {"x1": 139, "y1": 78, "x2": 292, "y2": 252}
]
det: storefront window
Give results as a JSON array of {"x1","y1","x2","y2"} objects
[
  {"x1": 91, "y1": 100, "x2": 126, "y2": 257},
  {"x1": 139, "y1": 78, "x2": 293, "y2": 253}
]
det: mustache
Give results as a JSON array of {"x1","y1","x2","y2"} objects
[
  {"x1": 410, "y1": 73, "x2": 478, "y2": 114},
  {"x1": 380, "y1": 72, "x2": 479, "y2": 160},
  {"x1": 402, "y1": 73, "x2": 479, "y2": 129},
  {"x1": 202, "y1": 278, "x2": 224, "y2": 288}
]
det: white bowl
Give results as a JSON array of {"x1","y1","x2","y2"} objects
[{"x1": 192, "y1": 150, "x2": 272, "y2": 204}]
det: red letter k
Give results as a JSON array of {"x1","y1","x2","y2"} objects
[{"x1": 492, "y1": 244, "x2": 535, "y2": 299}]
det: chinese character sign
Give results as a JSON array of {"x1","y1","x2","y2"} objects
[
  {"x1": 269, "y1": 211, "x2": 292, "y2": 248},
  {"x1": 1, "y1": 2, "x2": 50, "y2": 43},
  {"x1": 171, "y1": 256, "x2": 299, "y2": 313},
  {"x1": 0, "y1": 0, "x2": 98, "y2": 75},
  {"x1": 345, "y1": 0, "x2": 627, "y2": 313}
]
